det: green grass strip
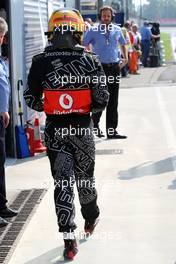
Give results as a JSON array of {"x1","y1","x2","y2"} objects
[{"x1": 161, "y1": 32, "x2": 174, "y2": 62}]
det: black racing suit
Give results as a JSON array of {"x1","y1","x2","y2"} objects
[{"x1": 24, "y1": 46, "x2": 109, "y2": 232}]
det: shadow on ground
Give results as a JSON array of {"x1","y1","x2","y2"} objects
[
  {"x1": 24, "y1": 246, "x2": 67, "y2": 264},
  {"x1": 24, "y1": 237, "x2": 89, "y2": 264},
  {"x1": 118, "y1": 156, "x2": 176, "y2": 190}
]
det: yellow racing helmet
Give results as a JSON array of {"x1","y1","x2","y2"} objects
[{"x1": 47, "y1": 9, "x2": 85, "y2": 39}]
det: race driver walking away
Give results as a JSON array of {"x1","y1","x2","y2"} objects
[{"x1": 24, "y1": 9, "x2": 109, "y2": 260}]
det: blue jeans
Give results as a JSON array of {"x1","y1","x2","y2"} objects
[{"x1": 141, "y1": 40, "x2": 151, "y2": 66}]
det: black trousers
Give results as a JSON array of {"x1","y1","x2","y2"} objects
[
  {"x1": 45, "y1": 121, "x2": 100, "y2": 232},
  {"x1": 0, "y1": 117, "x2": 7, "y2": 210},
  {"x1": 92, "y1": 63, "x2": 120, "y2": 134}
]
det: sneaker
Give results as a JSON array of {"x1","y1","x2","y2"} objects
[
  {"x1": 84, "y1": 218, "x2": 99, "y2": 236},
  {"x1": 63, "y1": 239, "x2": 78, "y2": 260},
  {"x1": 0, "y1": 207, "x2": 18, "y2": 218}
]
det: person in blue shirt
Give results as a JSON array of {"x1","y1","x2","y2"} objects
[
  {"x1": 83, "y1": 6, "x2": 128, "y2": 139},
  {"x1": 0, "y1": 17, "x2": 18, "y2": 228},
  {"x1": 140, "y1": 21, "x2": 152, "y2": 67}
]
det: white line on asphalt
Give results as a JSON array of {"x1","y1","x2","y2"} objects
[{"x1": 155, "y1": 86, "x2": 176, "y2": 170}]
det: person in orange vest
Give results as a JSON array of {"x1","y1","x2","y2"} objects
[
  {"x1": 129, "y1": 24, "x2": 141, "y2": 74},
  {"x1": 121, "y1": 21, "x2": 132, "y2": 77},
  {"x1": 24, "y1": 9, "x2": 109, "y2": 260}
]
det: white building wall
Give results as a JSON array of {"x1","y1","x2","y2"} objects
[
  {"x1": 10, "y1": 0, "x2": 66, "y2": 126},
  {"x1": 9, "y1": 0, "x2": 24, "y2": 127}
]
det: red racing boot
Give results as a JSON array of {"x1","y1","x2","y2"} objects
[{"x1": 63, "y1": 233, "x2": 78, "y2": 260}]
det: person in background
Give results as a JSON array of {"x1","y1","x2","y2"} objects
[
  {"x1": 140, "y1": 21, "x2": 152, "y2": 67},
  {"x1": 24, "y1": 9, "x2": 109, "y2": 260},
  {"x1": 84, "y1": 17, "x2": 93, "y2": 51},
  {"x1": 83, "y1": 6, "x2": 128, "y2": 139},
  {"x1": 129, "y1": 23, "x2": 141, "y2": 74},
  {"x1": 151, "y1": 22, "x2": 160, "y2": 43},
  {"x1": 1, "y1": 33, "x2": 8, "y2": 58},
  {"x1": 85, "y1": 17, "x2": 93, "y2": 26},
  {"x1": 0, "y1": 17, "x2": 18, "y2": 228},
  {"x1": 151, "y1": 22, "x2": 161, "y2": 65},
  {"x1": 121, "y1": 21, "x2": 131, "y2": 77}
]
